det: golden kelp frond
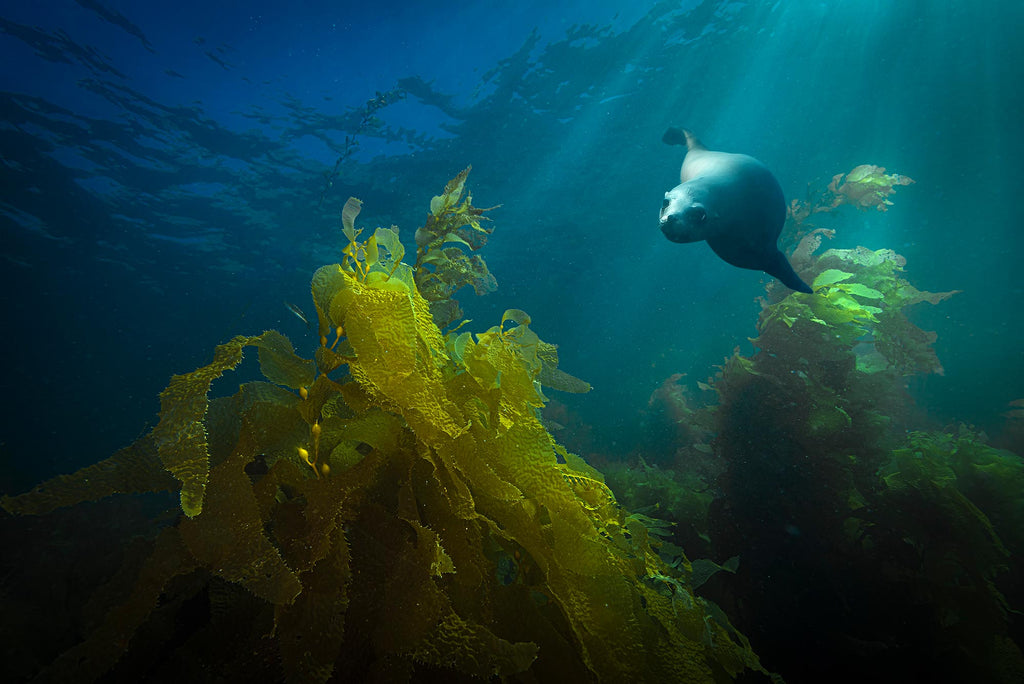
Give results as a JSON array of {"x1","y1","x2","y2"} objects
[
  {"x1": 206, "y1": 381, "x2": 307, "y2": 469},
  {"x1": 317, "y1": 257, "x2": 470, "y2": 443},
  {"x1": 428, "y1": 166, "x2": 471, "y2": 219},
  {"x1": 152, "y1": 336, "x2": 246, "y2": 518},
  {"x1": 273, "y1": 521, "x2": 352, "y2": 684},
  {"x1": 311, "y1": 264, "x2": 348, "y2": 339},
  {"x1": 559, "y1": 465, "x2": 618, "y2": 513},
  {"x1": 180, "y1": 423, "x2": 302, "y2": 604},
  {"x1": 0, "y1": 433, "x2": 176, "y2": 516},
  {"x1": 5, "y1": 330, "x2": 293, "y2": 519},
  {"x1": 462, "y1": 309, "x2": 590, "y2": 403},
  {"x1": 410, "y1": 611, "x2": 539, "y2": 677},
  {"x1": 341, "y1": 196, "x2": 362, "y2": 236},
  {"x1": 538, "y1": 340, "x2": 592, "y2": 394},
  {"x1": 255, "y1": 330, "x2": 316, "y2": 390},
  {"x1": 153, "y1": 330, "x2": 315, "y2": 518},
  {"x1": 3, "y1": 175, "x2": 771, "y2": 684}
]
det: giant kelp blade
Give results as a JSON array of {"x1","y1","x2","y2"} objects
[
  {"x1": 0, "y1": 433, "x2": 176, "y2": 515},
  {"x1": 311, "y1": 264, "x2": 346, "y2": 338},
  {"x1": 152, "y1": 331, "x2": 291, "y2": 517},
  {"x1": 274, "y1": 522, "x2": 352, "y2": 684},
  {"x1": 341, "y1": 197, "x2": 362, "y2": 237},
  {"x1": 152, "y1": 336, "x2": 246, "y2": 517},
  {"x1": 537, "y1": 340, "x2": 591, "y2": 394},
  {"x1": 39, "y1": 527, "x2": 201, "y2": 681},
  {"x1": 410, "y1": 611, "x2": 538, "y2": 676},
  {"x1": 0, "y1": 333, "x2": 303, "y2": 518},
  {"x1": 812, "y1": 268, "x2": 854, "y2": 289},
  {"x1": 255, "y1": 330, "x2": 317, "y2": 390},
  {"x1": 371, "y1": 226, "x2": 405, "y2": 273},
  {"x1": 179, "y1": 428, "x2": 302, "y2": 605},
  {"x1": 429, "y1": 166, "x2": 470, "y2": 216},
  {"x1": 329, "y1": 272, "x2": 469, "y2": 441}
]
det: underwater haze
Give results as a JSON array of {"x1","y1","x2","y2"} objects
[{"x1": 2, "y1": 1, "x2": 1023, "y2": 682}]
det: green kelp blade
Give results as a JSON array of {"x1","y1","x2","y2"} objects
[
  {"x1": 501, "y1": 308, "x2": 531, "y2": 329},
  {"x1": 813, "y1": 269, "x2": 854, "y2": 289},
  {"x1": 537, "y1": 340, "x2": 591, "y2": 394},
  {"x1": 841, "y1": 283, "x2": 884, "y2": 299},
  {"x1": 153, "y1": 337, "x2": 245, "y2": 517},
  {"x1": 179, "y1": 429, "x2": 302, "y2": 605},
  {"x1": 442, "y1": 232, "x2": 473, "y2": 248},
  {"x1": 2, "y1": 332, "x2": 308, "y2": 518}
]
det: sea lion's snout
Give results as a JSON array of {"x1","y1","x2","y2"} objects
[
  {"x1": 660, "y1": 196, "x2": 708, "y2": 243},
  {"x1": 660, "y1": 213, "x2": 685, "y2": 242},
  {"x1": 661, "y1": 217, "x2": 692, "y2": 243}
]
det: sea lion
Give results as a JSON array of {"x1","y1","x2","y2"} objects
[{"x1": 659, "y1": 127, "x2": 812, "y2": 293}]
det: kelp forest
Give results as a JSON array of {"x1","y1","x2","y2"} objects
[{"x1": 3, "y1": 165, "x2": 1023, "y2": 683}]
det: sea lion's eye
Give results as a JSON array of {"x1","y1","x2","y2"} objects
[{"x1": 661, "y1": 197, "x2": 670, "y2": 209}]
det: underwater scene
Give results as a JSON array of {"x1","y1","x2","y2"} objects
[{"x1": 1, "y1": 1, "x2": 1022, "y2": 682}]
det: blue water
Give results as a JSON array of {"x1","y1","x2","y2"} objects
[{"x1": 1, "y1": 1, "x2": 1022, "y2": 679}]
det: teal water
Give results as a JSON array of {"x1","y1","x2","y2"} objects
[{"x1": 1, "y1": 2, "x2": 1022, "y2": 681}]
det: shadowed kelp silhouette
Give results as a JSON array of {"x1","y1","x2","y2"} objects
[
  {"x1": 615, "y1": 165, "x2": 1024, "y2": 682},
  {"x1": 2, "y1": 171, "x2": 774, "y2": 683}
]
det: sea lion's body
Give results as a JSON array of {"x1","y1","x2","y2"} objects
[{"x1": 659, "y1": 127, "x2": 812, "y2": 293}]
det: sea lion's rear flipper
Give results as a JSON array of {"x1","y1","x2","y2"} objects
[
  {"x1": 662, "y1": 127, "x2": 706, "y2": 151},
  {"x1": 663, "y1": 127, "x2": 688, "y2": 146},
  {"x1": 707, "y1": 237, "x2": 812, "y2": 293},
  {"x1": 765, "y1": 249, "x2": 813, "y2": 293}
]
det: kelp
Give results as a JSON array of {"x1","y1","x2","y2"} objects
[
  {"x1": 900, "y1": 426, "x2": 1024, "y2": 558},
  {"x1": 760, "y1": 236, "x2": 959, "y2": 377},
  {"x1": 845, "y1": 428, "x2": 1024, "y2": 679},
  {"x1": 788, "y1": 163, "x2": 915, "y2": 228},
  {"x1": 826, "y1": 164, "x2": 915, "y2": 212},
  {"x1": 604, "y1": 456, "x2": 717, "y2": 556},
  {"x1": 711, "y1": 166, "x2": 958, "y2": 502},
  {"x1": 1, "y1": 171, "x2": 765, "y2": 683},
  {"x1": 412, "y1": 166, "x2": 500, "y2": 330},
  {"x1": 690, "y1": 165, "x2": 1024, "y2": 681}
]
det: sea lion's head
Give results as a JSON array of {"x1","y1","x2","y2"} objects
[{"x1": 660, "y1": 181, "x2": 713, "y2": 243}]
